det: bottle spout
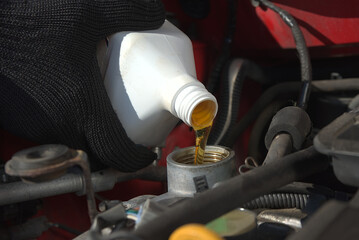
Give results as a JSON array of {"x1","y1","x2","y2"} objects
[{"x1": 173, "y1": 83, "x2": 218, "y2": 129}]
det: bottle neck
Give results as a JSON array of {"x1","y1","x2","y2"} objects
[{"x1": 173, "y1": 83, "x2": 217, "y2": 129}]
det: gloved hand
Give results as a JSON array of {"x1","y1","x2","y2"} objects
[{"x1": 0, "y1": 0, "x2": 165, "y2": 171}]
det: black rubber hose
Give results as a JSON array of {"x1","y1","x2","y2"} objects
[
  {"x1": 222, "y1": 78, "x2": 359, "y2": 147},
  {"x1": 242, "y1": 193, "x2": 309, "y2": 210},
  {"x1": 248, "y1": 100, "x2": 289, "y2": 161},
  {"x1": 256, "y1": 0, "x2": 312, "y2": 109},
  {"x1": 209, "y1": 59, "x2": 266, "y2": 145},
  {"x1": 222, "y1": 81, "x2": 300, "y2": 147},
  {"x1": 206, "y1": 0, "x2": 237, "y2": 94},
  {"x1": 134, "y1": 146, "x2": 329, "y2": 240},
  {"x1": 208, "y1": 60, "x2": 246, "y2": 145}
]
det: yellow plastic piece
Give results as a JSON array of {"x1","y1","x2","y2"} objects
[
  {"x1": 169, "y1": 224, "x2": 225, "y2": 240},
  {"x1": 206, "y1": 208, "x2": 257, "y2": 237}
]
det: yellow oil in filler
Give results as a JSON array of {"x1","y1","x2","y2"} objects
[{"x1": 191, "y1": 100, "x2": 217, "y2": 164}]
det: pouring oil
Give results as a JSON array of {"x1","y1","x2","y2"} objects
[
  {"x1": 191, "y1": 100, "x2": 216, "y2": 164},
  {"x1": 194, "y1": 124, "x2": 212, "y2": 164}
]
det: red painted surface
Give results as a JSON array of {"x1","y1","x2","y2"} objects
[
  {"x1": 257, "y1": 1, "x2": 359, "y2": 47},
  {"x1": 192, "y1": 41, "x2": 208, "y2": 83},
  {"x1": 162, "y1": 0, "x2": 359, "y2": 59},
  {"x1": 0, "y1": 130, "x2": 36, "y2": 161}
]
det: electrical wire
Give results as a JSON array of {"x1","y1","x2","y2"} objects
[{"x1": 255, "y1": 0, "x2": 312, "y2": 109}]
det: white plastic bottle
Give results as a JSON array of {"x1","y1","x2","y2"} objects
[{"x1": 97, "y1": 20, "x2": 217, "y2": 147}]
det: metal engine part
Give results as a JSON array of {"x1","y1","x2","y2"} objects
[
  {"x1": 5, "y1": 144, "x2": 98, "y2": 221},
  {"x1": 167, "y1": 145, "x2": 237, "y2": 196}
]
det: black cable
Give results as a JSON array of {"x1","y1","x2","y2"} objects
[
  {"x1": 134, "y1": 146, "x2": 329, "y2": 240},
  {"x1": 255, "y1": 0, "x2": 312, "y2": 109},
  {"x1": 206, "y1": 0, "x2": 237, "y2": 94}
]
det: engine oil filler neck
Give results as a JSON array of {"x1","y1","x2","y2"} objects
[{"x1": 166, "y1": 146, "x2": 236, "y2": 196}]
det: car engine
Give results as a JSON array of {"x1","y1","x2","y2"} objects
[{"x1": 1, "y1": 0, "x2": 359, "y2": 239}]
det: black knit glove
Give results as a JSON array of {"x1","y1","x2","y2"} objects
[{"x1": 0, "y1": 0, "x2": 165, "y2": 171}]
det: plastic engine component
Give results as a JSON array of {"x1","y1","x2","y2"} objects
[{"x1": 314, "y1": 109, "x2": 359, "y2": 187}]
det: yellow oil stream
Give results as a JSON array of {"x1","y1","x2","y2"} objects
[
  {"x1": 191, "y1": 100, "x2": 216, "y2": 165},
  {"x1": 194, "y1": 124, "x2": 212, "y2": 164}
]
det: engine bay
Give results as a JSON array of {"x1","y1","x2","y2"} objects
[{"x1": 2, "y1": 0, "x2": 359, "y2": 239}]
